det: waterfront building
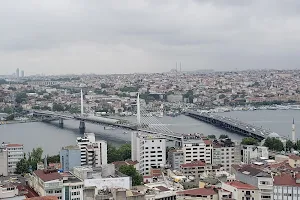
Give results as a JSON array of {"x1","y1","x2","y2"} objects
[
  {"x1": 232, "y1": 165, "x2": 273, "y2": 200},
  {"x1": 60, "y1": 145, "x2": 81, "y2": 172},
  {"x1": 180, "y1": 160, "x2": 222, "y2": 178},
  {"x1": 73, "y1": 165, "x2": 131, "y2": 190},
  {"x1": 1, "y1": 143, "x2": 24, "y2": 173},
  {"x1": 273, "y1": 173, "x2": 300, "y2": 200},
  {"x1": 182, "y1": 135, "x2": 212, "y2": 164},
  {"x1": 0, "y1": 147, "x2": 8, "y2": 176},
  {"x1": 220, "y1": 180, "x2": 259, "y2": 200},
  {"x1": 168, "y1": 149, "x2": 184, "y2": 170},
  {"x1": 131, "y1": 132, "x2": 166, "y2": 175},
  {"x1": 241, "y1": 145, "x2": 269, "y2": 164},
  {"x1": 76, "y1": 133, "x2": 107, "y2": 167},
  {"x1": 85, "y1": 141, "x2": 107, "y2": 167},
  {"x1": 212, "y1": 139, "x2": 237, "y2": 172}
]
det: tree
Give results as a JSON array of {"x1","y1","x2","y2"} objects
[
  {"x1": 5, "y1": 114, "x2": 14, "y2": 121},
  {"x1": 241, "y1": 137, "x2": 258, "y2": 146},
  {"x1": 47, "y1": 155, "x2": 60, "y2": 163},
  {"x1": 285, "y1": 140, "x2": 294, "y2": 152},
  {"x1": 263, "y1": 137, "x2": 284, "y2": 152},
  {"x1": 207, "y1": 135, "x2": 216, "y2": 139},
  {"x1": 118, "y1": 144, "x2": 131, "y2": 161},
  {"x1": 107, "y1": 144, "x2": 132, "y2": 163},
  {"x1": 219, "y1": 134, "x2": 228, "y2": 139},
  {"x1": 28, "y1": 147, "x2": 43, "y2": 171},
  {"x1": 294, "y1": 140, "x2": 300, "y2": 151},
  {"x1": 15, "y1": 92, "x2": 28, "y2": 104},
  {"x1": 119, "y1": 165, "x2": 143, "y2": 186},
  {"x1": 15, "y1": 154, "x2": 29, "y2": 174}
]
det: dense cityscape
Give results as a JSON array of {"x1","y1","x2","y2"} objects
[{"x1": 0, "y1": 69, "x2": 299, "y2": 199}]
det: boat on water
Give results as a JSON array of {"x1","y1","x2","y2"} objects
[{"x1": 104, "y1": 126, "x2": 115, "y2": 130}]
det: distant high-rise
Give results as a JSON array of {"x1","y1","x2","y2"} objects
[
  {"x1": 21, "y1": 70, "x2": 24, "y2": 78},
  {"x1": 16, "y1": 68, "x2": 19, "y2": 78}
]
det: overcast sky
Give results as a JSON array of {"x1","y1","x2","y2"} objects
[{"x1": 1, "y1": 0, "x2": 300, "y2": 75}]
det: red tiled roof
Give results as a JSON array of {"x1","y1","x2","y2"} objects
[
  {"x1": 143, "y1": 176, "x2": 153, "y2": 179},
  {"x1": 225, "y1": 181, "x2": 257, "y2": 190},
  {"x1": 203, "y1": 139, "x2": 212, "y2": 145},
  {"x1": 156, "y1": 186, "x2": 170, "y2": 191},
  {"x1": 181, "y1": 161, "x2": 206, "y2": 168},
  {"x1": 34, "y1": 170, "x2": 62, "y2": 182},
  {"x1": 177, "y1": 188, "x2": 217, "y2": 196},
  {"x1": 289, "y1": 155, "x2": 300, "y2": 160},
  {"x1": 273, "y1": 173, "x2": 300, "y2": 186},
  {"x1": 6, "y1": 144, "x2": 23, "y2": 147},
  {"x1": 26, "y1": 197, "x2": 58, "y2": 200}
]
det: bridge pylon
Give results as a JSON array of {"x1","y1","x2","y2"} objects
[
  {"x1": 79, "y1": 120, "x2": 85, "y2": 134},
  {"x1": 58, "y1": 118, "x2": 64, "y2": 128}
]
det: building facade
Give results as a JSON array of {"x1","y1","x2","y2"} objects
[
  {"x1": 182, "y1": 135, "x2": 212, "y2": 164},
  {"x1": 2, "y1": 143, "x2": 24, "y2": 173},
  {"x1": 273, "y1": 173, "x2": 300, "y2": 200},
  {"x1": 180, "y1": 161, "x2": 222, "y2": 178},
  {"x1": 212, "y1": 140, "x2": 237, "y2": 172},
  {"x1": 77, "y1": 133, "x2": 96, "y2": 166},
  {"x1": 0, "y1": 147, "x2": 8, "y2": 176},
  {"x1": 60, "y1": 145, "x2": 81, "y2": 172},
  {"x1": 241, "y1": 145, "x2": 269, "y2": 164},
  {"x1": 131, "y1": 132, "x2": 166, "y2": 175},
  {"x1": 168, "y1": 149, "x2": 184, "y2": 170},
  {"x1": 85, "y1": 141, "x2": 107, "y2": 167},
  {"x1": 221, "y1": 181, "x2": 260, "y2": 200}
]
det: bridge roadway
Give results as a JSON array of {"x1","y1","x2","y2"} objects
[
  {"x1": 31, "y1": 110, "x2": 183, "y2": 144},
  {"x1": 185, "y1": 110, "x2": 273, "y2": 140}
]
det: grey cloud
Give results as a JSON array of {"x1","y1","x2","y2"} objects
[{"x1": 0, "y1": 0, "x2": 300, "y2": 75}]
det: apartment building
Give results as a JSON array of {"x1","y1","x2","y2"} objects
[
  {"x1": 182, "y1": 135, "x2": 212, "y2": 164},
  {"x1": 0, "y1": 147, "x2": 8, "y2": 176},
  {"x1": 273, "y1": 173, "x2": 300, "y2": 200},
  {"x1": 221, "y1": 181, "x2": 259, "y2": 200},
  {"x1": 168, "y1": 149, "x2": 184, "y2": 170},
  {"x1": 85, "y1": 141, "x2": 107, "y2": 167},
  {"x1": 212, "y1": 139, "x2": 237, "y2": 172},
  {"x1": 242, "y1": 145, "x2": 269, "y2": 164},
  {"x1": 28, "y1": 168, "x2": 63, "y2": 199},
  {"x1": 77, "y1": 133, "x2": 96, "y2": 165},
  {"x1": 180, "y1": 160, "x2": 222, "y2": 178},
  {"x1": 76, "y1": 133, "x2": 107, "y2": 167},
  {"x1": 232, "y1": 165, "x2": 273, "y2": 200},
  {"x1": 1, "y1": 143, "x2": 24, "y2": 173},
  {"x1": 131, "y1": 132, "x2": 166, "y2": 175},
  {"x1": 60, "y1": 145, "x2": 81, "y2": 172}
]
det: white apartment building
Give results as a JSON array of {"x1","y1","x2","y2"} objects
[
  {"x1": 242, "y1": 145, "x2": 269, "y2": 164},
  {"x1": 220, "y1": 181, "x2": 259, "y2": 200},
  {"x1": 182, "y1": 135, "x2": 212, "y2": 164},
  {"x1": 131, "y1": 132, "x2": 166, "y2": 175},
  {"x1": 77, "y1": 133, "x2": 107, "y2": 166},
  {"x1": 86, "y1": 141, "x2": 107, "y2": 167},
  {"x1": 2, "y1": 143, "x2": 24, "y2": 173},
  {"x1": 0, "y1": 148, "x2": 8, "y2": 176},
  {"x1": 77, "y1": 133, "x2": 96, "y2": 165},
  {"x1": 273, "y1": 173, "x2": 300, "y2": 200},
  {"x1": 0, "y1": 184, "x2": 18, "y2": 199},
  {"x1": 168, "y1": 149, "x2": 184, "y2": 170}
]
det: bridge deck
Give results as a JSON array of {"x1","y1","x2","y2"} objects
[{"x1": 185, "y1": 110, "x2": 272, "y2": 140}]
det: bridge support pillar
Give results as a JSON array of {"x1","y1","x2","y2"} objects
[
  {"x1": 58, "y1": 118, "x2": 64, "y2": 128},
  {"x1": 79, "y1": 121, "x2": 85, "y2": 134}
]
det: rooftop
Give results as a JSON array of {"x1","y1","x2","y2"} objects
[
  {"x1": 181, "y1": 161, "x2": 206, "y2": 168},
  {"x1": 177, "y1": 188, "x2": 217, "y2": 196},
  {"x1": 273, "y1": 173, "x2": 300, "y2": 186},
  {"x1": 33, "y1": 169, "x2": 62, "y2": 182},
  {"x1": 5, "y1": 144, "x2": 23, "y2": 147},
  {"x1": 61, "y1": 145, "x2": 79, "y2": 150},
  {"x1": 225, "y1": 181, "x2": 257, "y2": 190},
  {"x1": 289, "y1": 154, "x2": 300, "y2": 160}
]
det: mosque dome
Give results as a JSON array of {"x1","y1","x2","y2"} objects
[{"x1": 268, "y1": 132, "x2": 280, "y2": 138}]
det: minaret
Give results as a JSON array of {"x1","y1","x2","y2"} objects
[
  {"x1": 81, "y1": 89, "x2": 84, "y2": 116},
  {"x1": 292, "y1": 118, "x2": 296, "y2": 143},
  {"x1": 137, "y1": 93, "x2": 141, "y2": 125}
]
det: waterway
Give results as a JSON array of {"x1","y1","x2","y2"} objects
[{"x1": 0, "y1": 110, "x2": 299, "y2": 155}]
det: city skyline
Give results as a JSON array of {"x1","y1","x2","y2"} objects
[{"x1": 1, "y1": 1, "x2": 300, "y2": 75}]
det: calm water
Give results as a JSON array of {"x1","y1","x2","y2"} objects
[{"x1": 0, "y1": 110, "x2": 299, "y2": 155}]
